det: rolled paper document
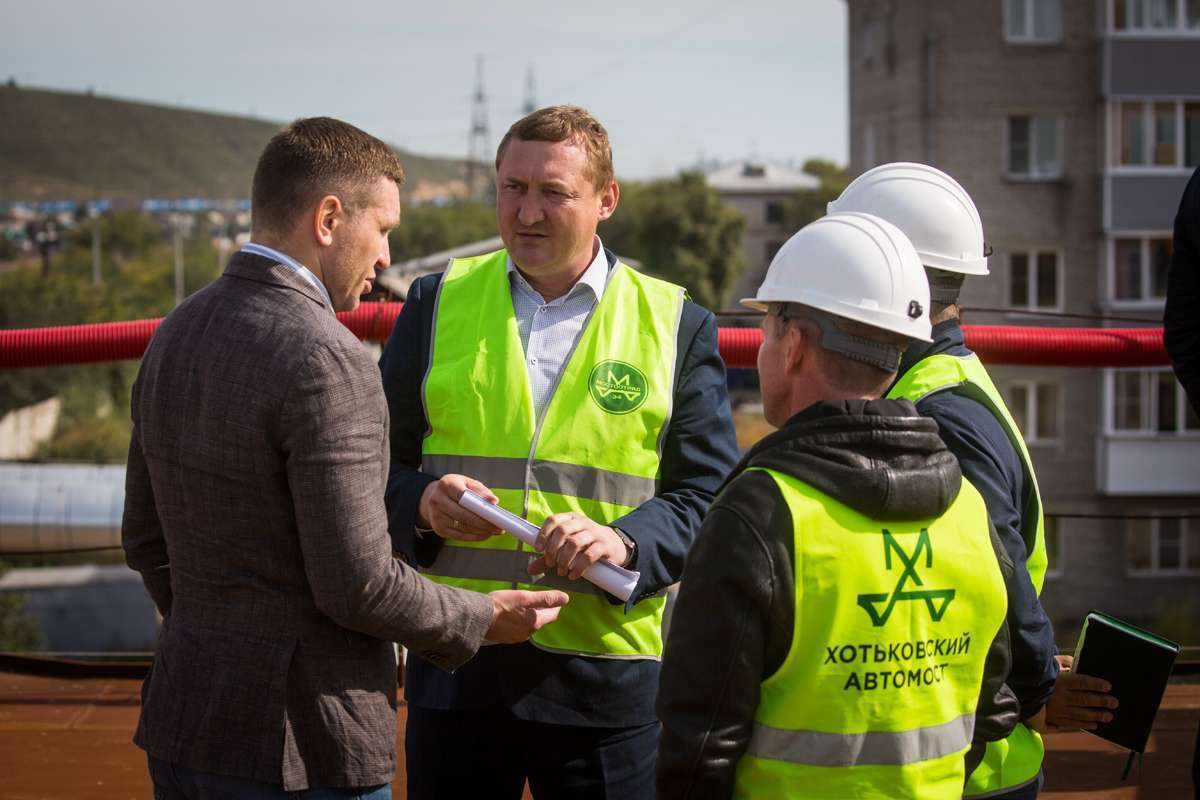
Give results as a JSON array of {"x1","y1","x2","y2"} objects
[{"x1": 458, "y1": 489, "x2": 641, "y2": 602}]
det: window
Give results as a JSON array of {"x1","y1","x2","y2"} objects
[
  {"x1": 1108, "y1": 368, "x2": 1200, "y2": 434},
  {"x1": 1009, "y1": 250, "x2": 1060, "y2": 309},
  {"x1": 765, "y1": 202, "x2": 785, "y2": 225},
  {"x1": 1112, "y1": 101, "x2": 1200, "y2": 169},
  {"x1": 1009, "y1": 381, "x2": 1061, "y2": 443},
  {"x1": 1044, "y1": 516, "x2": 1062, "y2": 577},
  {"x1": 1113, "y1": 0, "x2": 1200, "y2": 31},
  {"x1": 860, "y1": 19, "x2": 884, "y2": 68},
  {"x1": 1187, "y1": 103, "x2": 1200, "y2": 165},
  {"x1": 1008, "y1": 115, "x2": 1062, "y2": 178},
  {"x1": 863, "y1": 124, "x2": 877, "y2": 170},
  {"x1": 1111, "y1": 236, "x2": 1172, "y2": 302},
  {"x1": 1006, "y1": 0, "x2": 1063, "y2": 42},
  {"x1": 1126, "y1": 517, "x2": 1200, "y2": 574}
]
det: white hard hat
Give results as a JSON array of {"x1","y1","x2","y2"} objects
[
  {"x1": 827, "y1": 162, "x2": 989, "y2": 276},
  {"x1": 741, "y1": 212, "x2": 932, "y2": 342}
]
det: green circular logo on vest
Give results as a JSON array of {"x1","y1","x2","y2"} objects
[{"x1": 589, "y1": 360, "x2": 648, "y2": 415}]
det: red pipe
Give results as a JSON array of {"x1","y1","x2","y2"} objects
[{"x1": 0, "y1": 303, "x2": 1170, "y2": 370}]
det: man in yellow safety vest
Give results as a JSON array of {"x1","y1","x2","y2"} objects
[
  {"x1": 830, "y1": 162, "x2": 1119, "y2": 799},
  {"x1": 658, "y1": 211, "x2": 1019, "y2": 799},
  {"x1": 379, "y1": 105, "x2": 739, "y2": 799}
]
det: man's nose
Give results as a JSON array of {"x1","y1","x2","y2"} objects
[{"x1": 517, "y1": 195, "x2": 544, "y2": 226}]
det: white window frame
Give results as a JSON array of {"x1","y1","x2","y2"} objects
[
  {"x1": 1125, "y1": 516, "x2": 1200, "y2": 576},
  {"x1": 1004, "y1": 0, "x2": 1064, "y2": 44},
  {"x1": 1108, "y1": 0, "x2": 1200, "y2": 36},
  {"x1": 1104, "y1": 367, "x2": 1200, "y2": 436},
  {"x1": 1005, "y1": 114, "x2": 1065, "y2": 180},
  {"x1": 1109, "y1": 99, "x2": 1200, "y2": 173},
  {"x1": 1008, "y1": 379, "x2": 1063, "y2": 445},
  {"x1": 1007, "y1": 248, "x2": 1065, "y2": 311},
  {"x1": 1106, "y1": 232, "x2": 1174, "y2": 306}
]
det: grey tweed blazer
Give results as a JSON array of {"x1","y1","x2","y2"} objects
[{"x1": 122, "y1": 251, "x2": 493, "y2": 790}]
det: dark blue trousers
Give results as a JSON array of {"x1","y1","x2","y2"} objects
[{"x1": 405, "y1": 704, "x2": 658, "y2": 800}]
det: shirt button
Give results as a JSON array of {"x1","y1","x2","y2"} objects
[
  {"x1": 530, "y1": 358, "x2": 538, "y2": 365},
  {"x1": 539, "y1": 307, "x2": 548, "y2": 313}
]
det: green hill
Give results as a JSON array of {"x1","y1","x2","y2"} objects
[{"x1": 0, "y1": 84, "x2": 468, "y2": 202}]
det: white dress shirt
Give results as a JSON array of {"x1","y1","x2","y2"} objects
[{"x1": 506, "y1": 237, "x2": 610, "y2": 417}]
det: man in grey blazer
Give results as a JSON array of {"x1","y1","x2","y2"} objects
[{"x1": 122, "y1": 117, "x2": 568, "y2": 798}]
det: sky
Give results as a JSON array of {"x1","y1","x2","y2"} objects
[{"x1": 1, "y1": 0, "x2": 847, "y2": 179}]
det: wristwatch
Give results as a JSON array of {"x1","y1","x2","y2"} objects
[{"x1": 613, "y1": 527, "x2": 637, "y2": 568}]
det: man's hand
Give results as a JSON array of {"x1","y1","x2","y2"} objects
[
  {"x1": 527, "y1": 512, "x2": 630, "y2": 581},
  {"x1": 417, "y1": 474, "x2": 502, "y2": 541},
  {"x1": 485, "y1": 589, "x2": 569, "y2": 643},
  {"x1": 1044, "y1": 654, "x2": 1118, "y2": 731}
]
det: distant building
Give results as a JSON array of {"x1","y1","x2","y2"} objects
[
  {"x1": 847, "y1": 0, "x2": 1200, "y2": 632},
  {"x1": 706, "y1": 160, "x2": 818, "y2": 309}
]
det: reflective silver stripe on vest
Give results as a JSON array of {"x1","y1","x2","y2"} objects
[
  {"x1": 423, "y1": 545, "x2": 603, "y2": 596},
  {"x1": 422, "y1": 454, "x2": 658, "y2": 509},
  {"x1": 746, "y1": 711, "x2": 974, "y2": 767}
]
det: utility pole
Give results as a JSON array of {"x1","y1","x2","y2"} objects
[
  {"x1": 89, "y1": 204, "x2": 101, "y2": 286},
  {"x1": 465, "y1": 55, "x2": 490, "y2": 201},
  {"x1": 173, "y1": 214, "x2": 185, "y2": 306},
  {"x1": 523, "y1": 65, "x2": 537, "y2": 115}
]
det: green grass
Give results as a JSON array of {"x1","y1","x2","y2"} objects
[{"x1": 0, "y1": 84, "x2": 466, "y2": 201}]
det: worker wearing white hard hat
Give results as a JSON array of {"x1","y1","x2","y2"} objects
[
  {"x1": 658, "y1": 212, "x2": 1018, "y2": 799},
  {"x1": 830, "y1": 162, "x2": 1116, "y2": 800}
]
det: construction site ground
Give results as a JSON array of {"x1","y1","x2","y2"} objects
[{"x1": 0, "y1": 670, "x2": 1196, "y2": 799}]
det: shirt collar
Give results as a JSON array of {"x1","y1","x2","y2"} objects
[
  {"x1": 240, "y1": 242, "x2": 333, "y2": 307},
  {"x1": 506, "y1": 236, "x2": 609, "y2": 303}
]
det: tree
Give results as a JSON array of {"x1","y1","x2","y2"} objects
[
  {"x1": 782, "y1": 159, "x2": 851, "y2": 232},
  {"x1": 601, "y1": 172, "x2": 745, "y2": 311},
  {"x1": 388, "y1": 202, "x2": 497, "y2": 262}
]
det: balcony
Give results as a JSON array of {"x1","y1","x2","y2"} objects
[
  {"x1": 1105, "y1": 172, "x2": 1191, "y2": 230},
  {"x1": 1098, "y1": 435, "x2": 1200, "y2": 494},
  {"x1": 1104, "y1": 37, "x2": 1200, "y2": 96}
]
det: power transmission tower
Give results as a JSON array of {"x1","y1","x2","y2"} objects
[
  {"x1": 523, "y1": 65, "x2": 537, "y2": 115},
  {"x1": 465, "y1": 56, "x2": 490, "y2": 201}
]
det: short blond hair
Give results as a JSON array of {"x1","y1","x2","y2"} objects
[{"x1": 495, "y1": 105, "x2": 614, "y2": 190}]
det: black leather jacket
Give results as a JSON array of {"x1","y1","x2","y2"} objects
[{"x1": 656, "y1": 399, "x2": 1019, "y2": 799}]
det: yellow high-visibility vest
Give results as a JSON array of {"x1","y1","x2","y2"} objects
[
  {"x1": 733, "y1": 469, "x2": 1008, "y2": 800},
  {"x1": 889, "y1": 352, "x2": 1048, "y2": 796},
  {"x1": 420, "y1": 248, "x2": 684, "y2": 658}
]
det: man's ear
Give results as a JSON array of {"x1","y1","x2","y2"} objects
[
  {"x1": 781, "y1": 320, "x2": 808, "y2": 376},
  {"x1": 312, "y1": 195, "x2": 343, "y2": 247},
  {"x1": 597, "y1": 179, "x2": 619, "y2": 221}
]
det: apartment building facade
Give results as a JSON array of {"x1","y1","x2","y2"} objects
[{"x1": 847, "y1": 0, "x2": 1200, "y2": 635}]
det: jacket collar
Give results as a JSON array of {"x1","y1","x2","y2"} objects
[
  {"x1": 223, "y1": 250, "x2": 332, "y2": 313},
  {"x1": 723, "y1": 398, "x2": 963, "y2": 522},
  {"x1": 897, "y1": 317, "x2": 970, "y2": 378}
]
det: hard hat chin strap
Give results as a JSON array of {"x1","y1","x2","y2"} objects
[{"x1": 773, "y1": 304, "x2": 903, "y2": 373}]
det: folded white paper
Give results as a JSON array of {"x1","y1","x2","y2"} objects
[{"x1": 458, "y1": 490, "x2": 640, "y2": 602}]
